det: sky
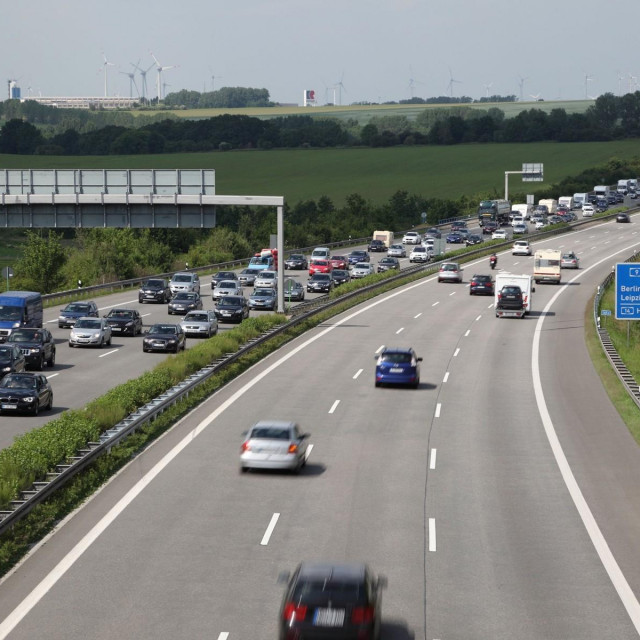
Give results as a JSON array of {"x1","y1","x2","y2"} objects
[{"x1": 3, "y1": 0, "x2": 640, "y2": 105}]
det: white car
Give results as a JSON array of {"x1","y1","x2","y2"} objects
[
  {"x1": 582, "y1": 204, "x2": 595, "y2": 217},
  {"x1": 254, "y1": 270, "x2": 278, "y2": 288},
  {"x1": 535, "y1": 219, "x2": 549, "y2": 229},
  {"x1": 492, "y1": 229, "x2": 508, "y2": 240},
  {"x1": 402, "y1": 231, "x2": 422, "y2": 245},
  {"x1": 512, "y1": 240, "x2": 532, "y2": 256},
  {"x1": 351, "y1": 263, "x2": 375, "y2": 278},
  {"x1": 213, "y1": 280, "x2": 244, "y2": 300},
  {"x1": 409, "y1": 246, "x2": 431, "y2": 263},
  {"x1": 240, "y1": 420, "x2": 309, "y2": 473}
]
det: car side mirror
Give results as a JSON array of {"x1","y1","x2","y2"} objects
[
  {"x1": 417, "y1": 357, "x2": 423, "y2": 362},
  {"x1": 532, "y1": 287, "x2": 536, "y2": 293},
  {"x1": 300, "y1": 433, "x2": 310, "y2": 439},
  {"x1": 277, "y1": 571, "x2": 291, "y2": 585}
]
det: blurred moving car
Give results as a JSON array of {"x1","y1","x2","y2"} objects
[
  {"x1": 6, "y1": 328, "x2": 55, "y2": 370},
  {"x1": 446, "y1": 232, "x2": 463, "y2": 244},
  {"x1": 469, "y1": 274, "x2": 495, "y2": 296},
  {"x1": 402, "y1": 231, "x2": 421, "y2": 244},
  {"x1": 492, "y1": 229, "x2": 508, "y2": 240},
  {"x1": 465, "y1": 234, "x2": 484, "y2": 246},
  {"x1": 438, "y1": 262, "x2": 463, "y2": 283},
  {"x1": 240, "y1": 420, "x2": 309, "y2": 473},
  {"x1": 581, "y1": 204, "x2": 595, "y2": 217},
  {"x1": 348, "y1": 250, "x2": 370, "y2": 265},
  {"x1": 58, "y1": 301, "x2": 99, "y2": 328},
  {"x1": 0, "y1": 372, "x2": 53, "y2": 415},
  {"x1": 617, "y1": 213, "x2": 631, "y2": 223},
  {"x1": 560, "y1": 252, "x2": 580, "y2": 268},
  {"x1": 330, "y1": 255, "x2": 349, "y2": 270},
  {"x1": 248, "y1": 288, "x2": 277, "y2": 310},
  {"x1": 180, "y1": 310, "x2": 218, "y2": 338},
  {"x1": 409, "y1": 246, "x2": 430, "y2": 263},
  {"x1": 238, "y1": 268, "x2": 262, "y2": 287},
  {"x1": 424, "y1": 227, "x2": 442, "y2": 239},
  {"x1": 512, "y1": 240, "x2": 532, "y2": 256},
  {"x1": 309, "y1": 260, "x2": 333, "y2": 276},
  {"x1": 215, "y1": 296, "x2": 250, "y2": 323},
  {"x1": 142, "y1": 323, "x2": 186, "y2": 353},
  {"x1": 375, "y1": 347, "x2": 422, "y2": 388},
  {"x1": 69, "y1": 317, "x2": 112, "y2": 348},
  {"x1": 278, "y1": 563, "x2": 386, "y2": 640},
  {"x1": 368, "y1": 239, "x2": 386, "y2": 252},
  {"x1": 482, "y1": 220, "x2": 499, "y2": 235},
  {"x1": 168, "y1": 292, "x2": 203, "y2": 315},
  {"x1": 284, "y1": 254, "x2": 308, "y2": 270},
  {"x1": 377, "y1": 257, "x2": 400, "y2": 272},
  {"x1": 254, "y1": 271, "x2": 278, "y2": 288},
  {"x1": 104, "y1": 308, "x2": 143, "y2": 336},
  {"x1": 512, "y1": 224, "x2": 528, "y2": 235},
  {"x1": 0, "y1": 344, "x2": 26, "y2": 374},
  {"x1": 139, "y1": 278, "x2": 172, "y2": 304}
]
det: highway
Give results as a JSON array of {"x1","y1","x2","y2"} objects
[{"x1": 2, "y1": 216, "x2": 640, "y2": 638}]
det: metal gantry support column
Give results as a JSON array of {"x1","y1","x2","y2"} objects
[{"x1": 277, "y1": 204, "x2": 285, "y2": 313}]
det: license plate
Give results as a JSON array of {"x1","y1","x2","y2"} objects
[
  {"x1": 153, "y1": 341, "x2": 165, "y2": 347},
  {"x1": 112, "y1": 327, "x2": 122, "y2": 331},
  {"x1": 313, "y1": 608, "x2": 345, "y2": 627},
  {"x1": 222, "y1": 311, "x2": 232, "y2": 316},
  {"x1": 1, "y1": 404, "x2": 17, "y2": 410},
  {"x1": 390, "y1": 367, "x2": 403, "y2": 373}
]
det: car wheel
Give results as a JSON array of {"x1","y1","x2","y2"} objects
[
  {"x1": 47, "y1": 350, "x2": 55, "y2": 367},
  {"x1": 107, "y1": 335, "x2": 112, "y2": 346},
  {"x1": 69, "y1": 342, "x2": 74, "y2": 348},
  {"x1": 139, "y1": 298, "x2": 144, "y2": 304},
  {"x1": 99, "y1": 337, "x2": 104, "y2": 348},
  {"x1": 46, "y1": 393, "x2": 53, "y2": 411},
  {"x1": 36, "y1": 355, "x2": 44, "y2": 371},
  {"x1": 239, "y1": 466, "x2": 249, "y2": 474},
  {"x1": 31, "y1": 400, "x2": 39, "y2": 416}
]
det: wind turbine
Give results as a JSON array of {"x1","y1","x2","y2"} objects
[
  {"x1": 483, "y1": 82, "x2": 493, "y2": 98},
  {"x1": 517, "y1": 75, "x2": 528, "y2": 101},
  {"x1": 407, "y1": 65, "x2": 426, "y2": 99},
  {"x1": 100, "y1": 52, "x2": 115, "y2": 97},
  {"x1": 208, "y1": 67, "x2": 222, "y2": 92},
  {"x1": 584, "y1": 73, "x2": 593, "y2": 99},
  {"x1": 334, "y1": 72, "x2": 347, "y2": 106},
  {"x1": 119, "y1": 69, "x2": 139, "y2": 98},
  {"x1": 150, "y1": 52, "x2": 177, "y2": 101},
  {"x1": 617, "y1": 72, "x2": 625, "y2": 96},
  {"x1": 628, "y1": 73, "x2": 637, "y2": 94},
  {"x1": 131, "y1": 60, "x2": 154, "y2": 100},
  {"x1": 446, "y1": 67, "x2": 462, "y2": 98}
]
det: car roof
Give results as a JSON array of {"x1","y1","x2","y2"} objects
[
  {"x1": 253, "y1": 420, "x2": 295, "y2": 429},
  {"x1": 297, "y1": 563, "x2": 367, "y2": 581},
  {"x1": 381, "y1": 347, "x2": 414, "y2": 354}
]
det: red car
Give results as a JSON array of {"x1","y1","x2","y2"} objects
[
  {"x1": 309, "y1": 259, "x2": 333, "y2": 275},
  {"x1": 330, "y1": 255, "x2": 348, "y2": 270}
]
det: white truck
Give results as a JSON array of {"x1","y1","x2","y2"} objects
[
  {"x1": 617, "y1": 179, "x2": 630, "y2": 194},
  {"x1": 511, "y1": 203, "x2": 533, "y2": 220},
  {"x1": 538, "y1": 198, "x2": 558, "y2": 214},
  {"x1": 372, "y1": 230, "x2": 394, "y2": 248},
  {"x1": 558, "y1": 196, "x2": 573, "y2": 210},
  {"x1": 494, "y1": 273, "x2": 534, "y2": 318},
  {"x1": 533, "y1": 249, "x2": 562, "y2": 284},
  {"x1": 573, "y1": 193, "x2": 590, "y2": 209},
  {"x1": 594, "y1": 185, "x2": 610, "y2": 199}
]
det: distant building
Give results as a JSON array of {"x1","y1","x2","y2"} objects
[
  {"x1": 8, "y1": 80, "x2": 21, "y2": 100},
  {"x1": 20, "y1": 96, "x2": 137, "y2": 110}
]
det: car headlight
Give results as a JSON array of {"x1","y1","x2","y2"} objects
[
  {"x1": 2, "y1": 366, "x2": 11, "y2": 372},
  {"x1": 125, "y1": 321, "x2": 133, "y2": 327},
  {"x1": 167, "y1": 338, "x2": 177, "y2": 343},
  {"x1": 23, "y1": 396, "x2": 35, "y2": 402},
  {"x1": 58, "y1": 316, "x2": 65, "y2": 321},
  {"x1": 29, "y1": 347, "x2": 40, "y2": 354},
  {"x1": 92, "y1": 332, "x2": 101, "y2": 339}
]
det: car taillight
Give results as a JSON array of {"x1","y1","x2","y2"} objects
[
  {"x1": 288, "y1": 443, "x2": 298, "y2": 454},
  {"x1": 471, "y1": 281, "x2": 477, "y2": 286},
  {"x1": 241, "y1": 441, "x2": 250, "y2": 452},
  {"x1": 352, "y1": 606, "x2": 374, "y2": 624},
  {"x1": 283, "y1": 603, "x2": 307, "y2": 621}
]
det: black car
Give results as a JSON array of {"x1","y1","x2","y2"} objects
[
  {"x1": 0, "y1": 344, "x2": 26, "y2": 375},
  {"x1": 104, "y1": 308, "x2": 143, "y2": 336},
  {"x1": 283, "y1": 279, "x2": 305, "y2": 301},
  {"x1": 58, "y1": 301, "x2": 99, "y2": 328},
  {"x1": 348, "y1": 250, "x2": 369, "y2": 265},
  {"x1": 142, "y1": 323, "x2": 186, "y2": 353},
  {"x1": 466, "y1": 234, "x2": 484, "y2": 246},
  {"x1": 377, "y1": 257, "x2": 400, "y2": 272},
  {"x1": 424, "y1": 227, "x2": 441, "y2": 239},
  {"x1": 278, "y1": 563, "x2": 386, "y2": 640},
  {"x1": 248, "y1": 287, "x2": 277, "y2": 310},
  {"x1": 284, "y1": 254, "x2": 309, "y2": 270},
  {"x1": 617, "y1": 213, "x2": 631, "y2": 223},
  {"x1": 368, "y1": 239, "x2": 386, "y2": 252},
  {"x1": 139, "y1": 278, "x2": 171, "y2": 304},
  {"x1": 596, "y1": 201, "x2": 608, "y2": 212},
  {"x1": 482, "y1": 220, "x2": 499, "y2": 235},
  {"x1": 497, "y1": 285, "x2": 523, "y2": 310},
  {"x1": 6, "y1": 328, "x2": 56, "y2": 370},
  {"x1": 168, "y1": 292, "x2": 203, "y2": 315},
  {"x1": 211, "y1": 271, "x2": 239, "y2": 287},
  {"x1": 307, "y1": 273, "x2": 334, "y2": 293},
  {"x1": 332, "y1": 269, "x2": 351, "y2": 286},
  {"x1": 215, "y1": 296, "x2": 250, "y2": 323},
  {"x1": 0, "y1": 372, "x2": 53, "y2": 415},
  {"x1": 469, "y1": 274, "x2": 495, "y2": 296}
]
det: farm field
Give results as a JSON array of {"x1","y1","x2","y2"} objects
[{"x1": 1, "y1": 139, "x2": 639, "y2": 207}]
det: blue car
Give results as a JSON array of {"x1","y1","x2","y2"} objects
[
  {"x1": 57, "y1": 301, "x2": 99, "y2": 328},
  {"x1": 446, "y1": 232, "x2": 463, "y2": 244},
  {"x1": 374, "y1": 347, "x2": 422, "y2": 388}
]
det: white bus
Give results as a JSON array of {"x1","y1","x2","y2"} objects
[{"x1": 533, "y1": 249, "x2": 562, "y2": 284}]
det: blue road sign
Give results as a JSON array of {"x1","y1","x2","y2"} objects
[
  {"x1": 601, "y1": 309, "x2": 612, "y2": 316},
  {"x1": 615, "y1": 263, "x2": 640, "y2": 319}
]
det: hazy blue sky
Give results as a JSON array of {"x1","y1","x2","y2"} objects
[{"x1": 3, "y1": 0, "x2": 639, "y2": 104}]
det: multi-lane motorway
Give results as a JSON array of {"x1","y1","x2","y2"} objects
[{"x1": 2, "y1": 216, "x2": 640, "y2": 639}]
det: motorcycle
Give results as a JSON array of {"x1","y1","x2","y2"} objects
[{"x1": 489, "y1": 255, "x2": 498, "y2": 270}]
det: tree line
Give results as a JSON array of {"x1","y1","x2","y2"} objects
[{"x1": 1, "y1": 92, "x2": 640, "y2": 155}]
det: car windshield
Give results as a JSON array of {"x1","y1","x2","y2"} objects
[
  {"x1": 217, "y1": 281, "x2": 237, "y2": 288},
  {"x1": 9, "y1": 330, "x2": 40, "y2": 342},
  {"x1": 217, "y1": 272, "x2": 235, "y2": 279},
  {"x1": 64, "y1": 303, "x2": 92, "y2": 313},
  {"x1": 250, "y1": 427, "x2": 291, "y2": 440},
  {"x1": 474, "y1": 275, "x2": 491, "y2": 282},
  {"x1": 75, "y1": 319, "x2": 101, "y2": 329},
  {"x1": 219, "y1": 297, "x2": 243, "y2": 306},
  {"x1": 173, "y1": 275, "x2": 192, "y2": 283},
  {"x1": 259, "y1": 272, "x2": 276, "y2": 278},
  {"x1": 149, "y1": 325, "x2": 177, "y2": 334},
  {"x1": 380, "y1": 352, "x2": 413, "y2": 364},
  {"x1": 413, "y1": 247, "x2": 425, "y2": 252},
  {"x1": 312, "y1": 274, "x2": 331, "y2": 281},
  {"x1": 174, "y1": 293, "x2": 197, "y2": 301},
  {"x1": 109, "y1": 310, "x2": 133, "y2": 318},
  {"x1": 185, "y1": 313, "x2": 208, "y2": 322},
  {"x1": 144, "y1": 280, "x2": 164, "y2": 288},
  {"x1": 253, "y1": 289, "x2": 273, "y2": 297},
  {"x1": 441, "y1": 264, "x2": 457, "y2": 271},
  {"x1": 2, "y1": 375, "x2": 36, "y2": 389},
  {"x1": 294, "y1": 580, "x2": 363, "y2": 601},
  {"x1": 333, "y1": 270, "x2": 347, "y2": 276},
  {"x1": 288, "y1": 255, "x2": 303, "y2": 260},
  {"x1": 355, "y1": 263, "x2": 369, "y2": 269},
  {"x1": 0, "y1": 306, "x2": 22, "y2": 321},
  {"x1": 250, "y1": 257, "x2": 270, "y2": 265}
]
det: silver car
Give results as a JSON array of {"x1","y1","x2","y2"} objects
[
  {"x1": 169, "y1": 271, "x2": 200, "y2": 295},
  {"x1": 254, "y1": 270, "x2": 278, "y2": 288},
  {"x1": 351, "y1": 263, "x2": 375, "y2": 279},
  {"x1": 240, "y1": 420, "x2": 310, "y2": 473},
  {"x1": 69, "y1": 317, "x2": 112, "y2": 348},
  {"x1": 238, "y1": 268, "x2": 261, "y2": 286},
  {"x1": 213, "y1": 280, "x2": 244, "y2": 300},
  {"x1": 438, "y1": 262, "x2": 463, "y2": 283},
  {"x1": 387, "y1": 244, "x2": 406, "y2": 258},
  {"x1": 180, "y1": 310, "x2": 218, "y2": 338}
]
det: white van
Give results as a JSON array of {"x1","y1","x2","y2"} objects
[
  {"x1": 310, "y1": 247, "x2": 331, "y2": 262},
  {"x1": 511, "y1": 203, "x2": 533, "y2": 220}
]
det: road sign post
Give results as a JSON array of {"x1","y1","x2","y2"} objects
[{"x1": 504, "y1": 163, "x2": 544, "y2": 200}]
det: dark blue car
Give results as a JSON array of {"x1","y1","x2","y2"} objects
[
  {"x1": 374, "y1": 347, "x2": 422, "y2": 388},
  {"x1": 57, "y1": 301, "x2": 99, "y2": 328},
  {"x1": 446, "y1": 232, "x2": 463, "y2": 244}
]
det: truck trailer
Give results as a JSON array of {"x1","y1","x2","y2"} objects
[{"x1": 494, "y1": 273, "x2": 534, "y2": 318}]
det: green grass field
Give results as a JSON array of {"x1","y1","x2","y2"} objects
[{"x1": 2, "y1": 139, "x2": 639, "y2": 207}]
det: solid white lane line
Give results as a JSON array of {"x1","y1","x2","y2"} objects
[
  {"x1": 432, "y1": 301, "x2": 440, "y2": 307},
  {"x1": 435, "y1": 403, "x2": 441, "y2": 418},
  {"x1": 260, "y1": 513, "x2": 280, "y2": 546},
  {"x1": 46, "y1": 373, "x2": 59, "y2": 380},
  {"x1": 531, "y1": 242, "x2": 640, "y2": 633},
  {"x1": 442, "y1": 372, "x2": 449, "y2": 383},
  {"x1": 396, "y1": 327, "x2": 404, "y2": 334},
  {"x1": 328, "y1": 400, "x2": 340, "y2": 414},
  {"x1": 430, "y1": 449, "x2": 437, "y2": 470},
  {"x1": 559, "y1": 244, "x2": 565, "y2": 248},
  {"x1": 476, "y1": 314, "x2": 482, "y2": 321},
  {"x1": 98, "y1": 349, "x2": 118, "y2": 358},
  {"x1": 453, "y1": 348, "x2": 460, "y2": 357},
  {"x1": 353, "y1": 369, "x2": 363, "y2": 379},
  {"x1": 429, "y1": 518, "x2": 436, "y2": 552},
  {"x1": 591, "y1": 246, "x2": 597, "y2": 250},
  {"x1": 464, "y1": 329, "x2": 470, "y2": 337},
  {"x1": 414, "y1": 312, "x2": 422, "y2": 318}
]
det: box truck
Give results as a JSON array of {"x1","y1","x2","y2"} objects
[
  {"x1": 511, "y1": 203, "x2": 533, "y2": 220},
  {"x1": 558, "y1": 196, "x2": 574, "y2": 210},
  {"x1": 617, "y1": 179, "x2": 630, "y2": 194},
  {"x1": 594, "y1": 185, "x2": 610, "y2": 199},
  {"x1": 573, "y1": 193, "x2": 589, "y2": 209},
  {"x1": 533, "y1": 249, "x2": 562, "y2": 284},
  {"x1": 538, "y1": 199, "x2": 558, "y2": 214},
  {"x1": 0, "y1": 291, "x2": 43, "y2": 342}
]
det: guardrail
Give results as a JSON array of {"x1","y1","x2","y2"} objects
[{"x1": 593, "y1": 249, "x2": 640, "y2": 410}]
